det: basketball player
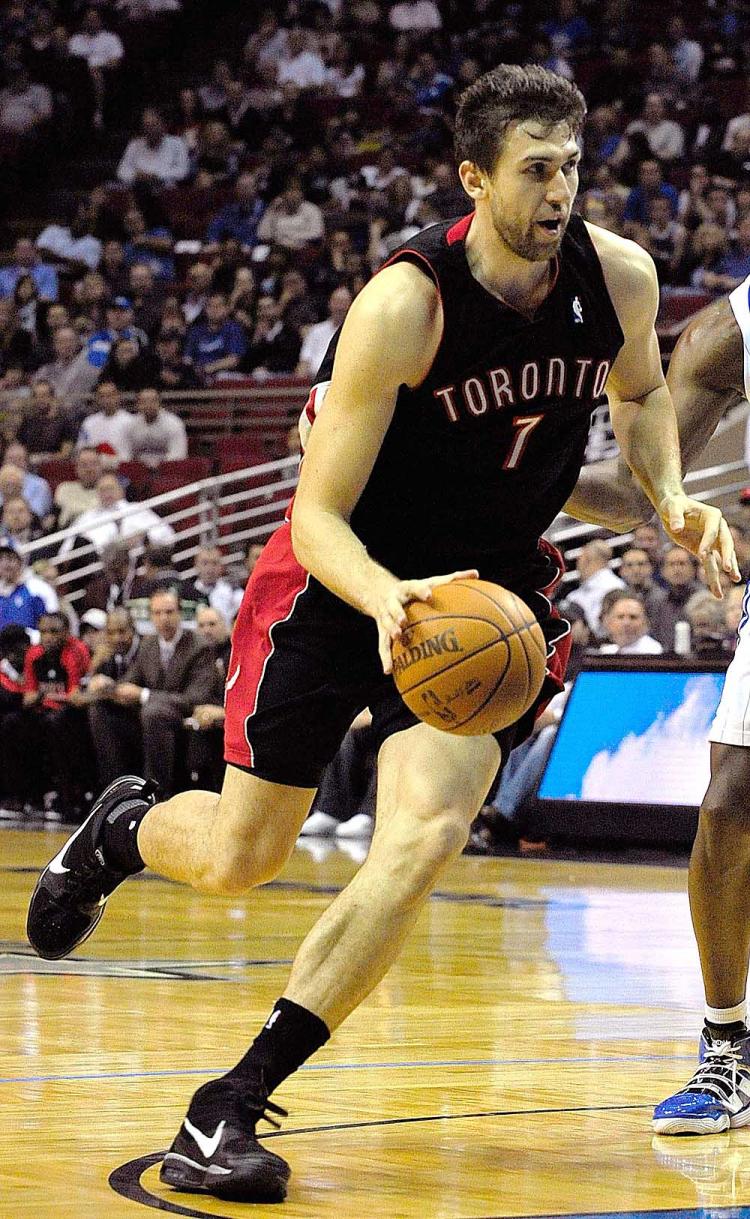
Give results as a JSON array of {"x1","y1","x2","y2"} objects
[
  {"x1": 27, "y1": 66, "x2": 738, "y2": 1201},
  {"x1": 567, "y1": 284, "x2": 750, "y2": 1134}
]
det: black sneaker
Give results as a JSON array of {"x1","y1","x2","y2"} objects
[
  {"x1": 160, "y1": 1080, "x2": 290, "y2": 1202},
  {"x1": 26, "y1": 775, "x2": 158, "y2": 960}
]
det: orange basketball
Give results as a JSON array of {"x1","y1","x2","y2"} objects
[{"x1": 391, "y1": 579, "x2": 548, "y2": 735}]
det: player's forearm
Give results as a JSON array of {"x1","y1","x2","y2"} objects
[
  {"x1": 610, "y1": 385, "x2": 684, "y2": 512},
  {"x1": 564, "y1": 457, "x2": 652, "y2": 532},
  {"x1": 291, "y1": 503, "x2": 397, "y2": 617}
]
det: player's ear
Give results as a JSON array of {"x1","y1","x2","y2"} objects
[{"x1": 458, "y1": 161, "x2": 487, "y2": 201}]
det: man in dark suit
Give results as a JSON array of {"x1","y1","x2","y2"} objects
[{"x1": 87, "y1": 589, "x2": 220, "y2": 794}]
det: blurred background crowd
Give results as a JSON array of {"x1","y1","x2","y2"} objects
[{"x1": 0, "y1": 0, "x2": 749, "y2": 837}]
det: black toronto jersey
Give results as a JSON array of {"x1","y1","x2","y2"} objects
[{"x1": 305, "y1": 212, "x2": 624, "y2": 587}]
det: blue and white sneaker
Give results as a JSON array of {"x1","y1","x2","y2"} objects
[{"x1": 653, "y1": 1030, "x2": 750, "y2": 1135}]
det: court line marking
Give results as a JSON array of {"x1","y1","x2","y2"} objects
[{"x1": 0, "y1": 1052, "x2": 696, "y2": 1086}]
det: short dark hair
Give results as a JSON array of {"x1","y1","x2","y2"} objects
[
  {"x1": 39, "y1": 611, "x2": 68, "y2": 631},
  {"x1": 454, "y1": 63, "x2": 586, "y2": 172}
]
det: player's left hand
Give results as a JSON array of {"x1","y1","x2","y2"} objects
[{"x1": 658, "y1": 493, "x2": 740, "y2": 597}]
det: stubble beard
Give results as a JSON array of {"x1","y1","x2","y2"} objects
[{"x1": 490, "y1": 197, "x2": 567, "y2": 263}]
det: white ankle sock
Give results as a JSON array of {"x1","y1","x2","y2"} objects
[{"x1": 705, "y1": 1000, "x2": 747, "y2": 1026}]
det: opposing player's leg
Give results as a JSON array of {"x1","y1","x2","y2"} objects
[
  {"x1": 654, "y1": 742, "x2": 750, "y2": 1134},
  {"x1": 159, "y1": 722, "x2": 501, "y2": 1201},
  {"x1": 27, "y1": 766, "x2": 314, "y2": 960}
]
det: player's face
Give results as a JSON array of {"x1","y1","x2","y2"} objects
[{"x1": 484, "y1": 121, "x2": 580, "y2": 262}]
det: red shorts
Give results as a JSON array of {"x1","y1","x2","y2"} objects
[{"x1": 224, "y1": 524, "x2": 570, "y2": 788}]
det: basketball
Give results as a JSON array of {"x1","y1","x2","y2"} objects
[{"x1": 391, "y1": 579, "x2": 548, "y2": 735}]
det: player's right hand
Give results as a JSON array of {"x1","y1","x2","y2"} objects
[{"x1": 371, "y1": 569, "x2": 479, "y2": 675}]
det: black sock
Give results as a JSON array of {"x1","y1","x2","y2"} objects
[
  {"x1": 98, "y1": 799, "x2": 151, "y2": 873},
  {"x1": 221, "y1": 998, "x2": 330, "y2": 1098},
  {"x1": 704, "y1": 1019, "x2": 748, "y2": 1042}
]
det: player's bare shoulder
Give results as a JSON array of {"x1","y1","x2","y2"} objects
[
  {"x1": 584, "y1": 222, "x2": 659, "y2": 321},
  {"x1": 345, "y1": 259, "x2": 443, "y2": 388},
  {"x1": 670, "y1": 294, "x2": 744, "y2": 395}
]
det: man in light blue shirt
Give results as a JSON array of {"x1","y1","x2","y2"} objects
[
  {"x1": 2, "y1": 442, "x2": 52, "y2": 520},
  {"x1": 0, "y1": 237, "x2": 58, "y2": 302}
]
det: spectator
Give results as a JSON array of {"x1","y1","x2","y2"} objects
[
  {"x1": 76, "y1": 380, "x2": 133, "y2": 463},
  {"x1": 117, "y1": 106, "x2": 190, "y2": 188},
  {"x1": 566, "y1": 540, "x2": 626, "y2": 634},
  {"x1": 709, "y1": 216, "x2": 750, "y2": 292},
  {"x1": 2, "y1": 442, "x2": 52, "y2": 520},
  {"x1": 197, "y1": 59, "x2": 232, "y2": 114},
  {"x1": 153, "y1": 330, "x2": 197, "y2": 391},
  {"x1": 220, "y1": 77, "x2": 254, "y2": 143},
  {"x1": 645, "y1": 195, "x2": 687, "y2": 284},
  {"x1": 684, "y1": 589, "x2": 731, "y2": 660},
  {"x1": 102, "y1": 336, "x2": 158, "y2": 391},
  {"x1": 33, "y1": 326, "x2": 99, "y2": 403},
  {"x1": 87, "y1": 297, "x2": 149, "y2": 372},
  {"x1": 649, "y1": 546, "x2": 702, "y2": 649},
  {"x1": 36, "y1": 201, "x2": 102, "y2": 275},
  {"x1": 597, "y1": 591, "x2": 663, "y2": 654},
  {"x1": 0, "y1": 237, "x2": 58, "y2": 302},
  {"x1": 122, "y1": 207, "x2": 176, "y2": 282},
  {"x1": 617, "y1": 547, "x2": 668, "y2": 626},
  {"x1": 323, "y1": 38, "x2": 365, "y2": 99},
  {"x1": 276, "y1": 27, "x2": 326, "y2": 90},
  {"x1": 388, "y1": 0, "x2": 442, "y2": 32},
  {"x1": 0, "y1": 299, "x2": 34, "y2": 387},
  {"x1": 243, "y1": 294, "x2": 302, "y2": 377},
  {"x1": 127, "y1": 264, "x2": 166, "y2": 336},
  {"x1": 80, "y1": 541, "x2": 135, "y2": 613},
  {"x1": 296, "y1": 285, "x2": 352, "y2": 380},
  {"x1": 18, "y1": 381, "x2": 77, "y2": 458},
  {"x1": 14, "y1": 273, "x2": 42, "y2": 343},
  {"x1": 256, "y1": 177, "x2": 325, "y2": 251},
  {"x1": 690, "y1": 223, "x2": 730, "y2": 291},
  {"x1": 0, "y1": 64, "x2": 52, "y2": 138},
  {"x1": 184, "y1": 292, "x2": 247, "y2": 379},
  {"x1": 80, "y1": 606, "x2": 107, "y2": 653},
  {"x1": 180, "y1": 546, "x2": 236, "y2": 625},
  {"x1": 0, "y1": 623, "x2": 30, "y2": 808},
  {"x1": 0, "y1": 540, "x2": 58, "y2": 629},
  {"x1": 623, "y1": 93, "x2": 685, "y2": 164},
  {"x1": 87, "y1": 587, "x2": 219, "y2": 794},
  {"x1": 666, "y1": 14, "x2": 704, "y2": 84},
  {"x1": 542, "y1": 0, "x2": 591, "y2": 52},
  {"x1": 68, "y1": 6, "x2": 124, "y2": 128},
  {"x1": 678, "y1": 163, "x2": 713, "y2": 230},
  {"x1": 205, "y1": 173, "x2": 265, "y2": 252},
  {"x1": 123, "y1": 387, "x2": 187, "y2": 467},
  {"x1": 1, "y1": 494, "x2": 46, "y2": 548},
  {"x1": 101, "y1": 240, "x2": 130, "y2": 297},
  {"x1": 54, "y1": 447, "x2": 103, "y2": 529},
  {"x1": 181, "y1": 261, "x2": 213, "y2": 325},
  {"x1": 4, "y1": 610, "x2": 91, "y2": 816},
  {"x1": 193, "y1": 119, "x2": 239, "y2": 189},
  {"x1": 60, "y1": 471, "x2": 175, "y2": 555},
  {"x1": 624, "y1": 160, "x2": 679, "y2": 227},
  {"x1": 86, "y1": 607, "x2": 140, "y2": 688}
]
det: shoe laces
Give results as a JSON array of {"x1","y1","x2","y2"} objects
[
  {"x1": 684, "y1": 1041, "x2": 750, "y2": 1101},
  {"x1": 235, "y1": 1089, "x2": 287, "y2": 1131}
]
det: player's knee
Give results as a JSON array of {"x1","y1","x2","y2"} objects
[
  {"x1": 373, "y1": 805, "x2": 472, "y2": 901},
  {"x1": 199, "y1": 821, "x2": 297, "y2": 896}
]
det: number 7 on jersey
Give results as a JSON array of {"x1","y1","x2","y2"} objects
[{"x1": 502, "y1": 413, "x2": 544, "y2": 470}]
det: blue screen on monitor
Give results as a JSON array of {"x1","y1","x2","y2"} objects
[{"x1": 537, "y1": 669, "x2": 726, "y2": 807}]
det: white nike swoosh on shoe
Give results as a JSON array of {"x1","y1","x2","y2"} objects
[
  {"x1": 184, "y1": 1116, "x2": 226, "y2": 1159},
  {"x1": 46, "y1": 814, "x2": 96, "y2": 875}
]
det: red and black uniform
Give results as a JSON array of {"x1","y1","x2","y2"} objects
[
  {"x1": 24, "y1": 638, "x2": 90, "y2": 709},
  {"x1": 226, "y1": 214, "x2": 624, "y2": 786}
]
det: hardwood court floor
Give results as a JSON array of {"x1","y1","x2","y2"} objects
[{"x1": 3, "y1": 826, "x2": 750, "y2": 1219}]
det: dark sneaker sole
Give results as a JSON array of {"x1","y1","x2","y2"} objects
[
  {"x1": 26, "y1": 775, "x2": 153, "y2": 960},
  {"x1": 160, "y1": 1152, "x2": 289, "y2": 1202}
]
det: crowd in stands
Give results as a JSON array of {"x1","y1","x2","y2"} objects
[{"x1": 1, "y1": 0, "x2": 750, "y2": 824}]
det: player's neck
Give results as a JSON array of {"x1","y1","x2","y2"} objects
[{"x1": 465, "y1": 211, "x2": 556, "y2": 318}]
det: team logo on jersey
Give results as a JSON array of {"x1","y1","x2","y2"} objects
[{"x1": 572, "y1": 296, "x2": 584, "y2": 324}]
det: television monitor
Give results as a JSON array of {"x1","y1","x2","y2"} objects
[{"x1": 530, "y1": 658, "x2": 728, "y2": 846}]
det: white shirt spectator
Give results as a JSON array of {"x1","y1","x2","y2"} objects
[
  {"x1": 117, "y1": 133, "x2": 190, "y2": 187},
  {"x1": 298, "y1": 318, "x2": 336, "y2": 379},
  {"x1": 625, "y1": 117, "x2": 685, "y2": 162},
  {"x1": 388, "y1": 0, "x2": 442, "y2": 31},
  {"x1": 69, "y1": 29, "x2": 124, "y2": 68},
  {"x1": 599, "y1": 636, "x2": 664, "y2": 654},
  {"x1": 723, "y1": 113, "x2": 750, "y2": 153},
  {"x1": 123, "y1": 407, "x2": 188, "y2": 466},
  {"x1": 257, "y1": 200, "x2": 324, "y2": 250},
  {"x1": 36, "y1": 225, "x2": 102, "y2": 271},
  {"x1": 567, "y1": 567, "x2": 626, "y2": 633},
  {"x1": 0, "y1": 80, "x2": 52, "y2": 134},
  {"x1": 61, "y1": 500, "x2": 175, "y2": 555},
  {"x1": 276, "y1": 49, "x2": 327, "y2": 89},
  {"x1": 671, "y1": 35, "x2": 704, "y2": 83},
  {"x1": 77, "y1": 409, "x2": 134, "y2": 463}
]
